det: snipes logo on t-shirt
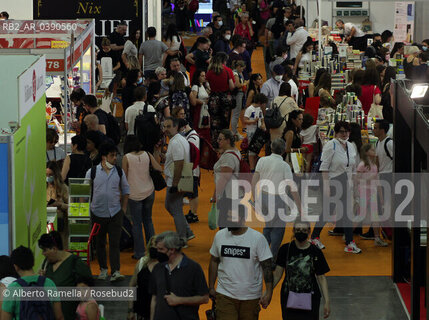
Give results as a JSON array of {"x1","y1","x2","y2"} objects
[{"x1": 221, "y1": 245, "x2": 250, "y2": 259}]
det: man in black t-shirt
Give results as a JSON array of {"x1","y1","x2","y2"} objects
[
  {"x1": 109, "y1": 21, "x2": 127, "y2": 52},
  {"x1": 97, "y1": 38, "x2": 121, "y2": 73},
  {"x1": 149, "y1": 231, "x2": 209, "y2": 320},
  {"x1": 82, "y1": 95, "x2": 108, "y2": 135}
]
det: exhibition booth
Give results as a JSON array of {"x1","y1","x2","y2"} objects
[
  {"x1": 0, "y1": 55, "x2": 47, "y2": 267},
  {"x1": 0, "y1": 19, "x2": 96, "y2": 149}
]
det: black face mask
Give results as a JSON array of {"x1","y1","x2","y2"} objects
[
  {"x1": 295, "y1": 232, "x2": 308, "y2": 242},
  {"x1": 228, "y1": 227, "x2": 240, "y2": 232},
  {"x1": 149, "y1": 247, "x2": 158, "y2": 259},
  {"x1": 156, "y1": 251, "x2": 169, "y2": 263}
]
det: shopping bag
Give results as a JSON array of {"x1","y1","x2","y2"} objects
[
  {"x1": 168, "y1": 162, "x2": 194, "y2": 192},
  {"x1": 248, "y1": 128, "x2": 270, "y2": 154},
  {"x1": 290, "y1": 151, "x2": 304, "y2": 173},
  {"x1": 208, "y1": 203, "x2": 218, "y2": 230}
]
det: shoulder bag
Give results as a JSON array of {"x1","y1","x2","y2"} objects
[
  {"x1": 368, "y1": 85, "x2": 383, "y2": 119},
  {"x1": 285, "y1": 242, "x2": 312, "y2": 311}
]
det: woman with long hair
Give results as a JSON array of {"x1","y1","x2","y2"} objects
[
  {"x1": 164, "y1": 23, "x2": 183, "y2": 70},
  {"x1": 315, "y1": 73, "x2": 336, "y2": 108},
  {"x1": 122, "y1": 29, "x2": 141, "y2": 71},
  {"x1": 46, "y1": 161, "x2": 69, "y2": 249},
  {"x1": 128, "y1": 237, "x2": 158, "y2": 320},
  {"x1": 245, "y1": 73, "x2": 263, "y2": 107},
  {"x1": 380, "y1": 66, "x2": 396, "y2": 123},
  {"x1": 294, "y1": 39, "x2": 314, "y2": 75},
  {"x1": 169, "y1": 71, "x2": 191, "y2": 122},
  {"x1": 190, "y1": 69, "x2": 211, "y2": 140},
  {"x1": 206, "y1": 52, "x2": 236, "y2": 148},
  {"x1": 283, "y1": 110, "x2": 307, "y2": 167},
  {"x1": 123, "y1": 136, "x2": 162, "y2": 260},
  {"x1": 308, "y1": 68, "x2": 326, "y2": 97},
  {"x1": 359, "y1": 67, "x2": 382, "y2": 115}
]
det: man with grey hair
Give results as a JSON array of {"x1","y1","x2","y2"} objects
[
  {"x1": 149, "y1": 231, "x2": 209, "y2": 320},
  {"x1": 252, "y1": 138, "x2": 302, "y2": 260},
  {"x1": 286, "y1": 18, "x2": 309, "y2": 59},
  {"x1": 155, "y1": 67, "x2": 169, "y2": 96}
]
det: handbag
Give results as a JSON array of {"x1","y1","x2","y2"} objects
[
  {"x1": 368, "y1": 85, "x2": 383, "y2": 119},
  {"x1": 290, "y1": 151, "x2": 304, "y2": 173},
  {"x1": 198, "y1": 88, "x2": 211, "y2": 129},
  {"x1": 248, "y1": 127, "x2": 270, "y2": 154},
  {"x1": 208, "y1": 203, "x2": 218, "y2": 230},
  {"x1": 168, "y1": 162, "x2": 194, "y2": 192},
  {"x1": 285, "y1": 243, "x2": 313, "y2": 311},
  {"x1": 150, "y1": 165, "x2": 166, "y2": 191}
]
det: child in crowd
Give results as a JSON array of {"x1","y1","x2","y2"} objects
[
  {"x1": 300, "y1": 113, "x2": 318, "y2": 172},
  {"x1": 244, "y1": 93, "x2": 267, "y2": 171},
  {"x1": 76, "y1": 276, "x2": 101, "y2": 320},
  {"x1": 356, "y1": 143, "x2": 388, "y2": 247},
  {"x1": 231, "y1": 60, "x2": 248, "y2": 140}
]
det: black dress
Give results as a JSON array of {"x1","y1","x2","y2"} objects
[
  {"x1": 66, "y1": 153, "x2": 92, "y2": 184},
  {"x1": 134, "y1": 265, "x2": 152, "y2": 319}
]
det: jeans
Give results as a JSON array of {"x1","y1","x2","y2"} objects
[
  {"x1": 260, "y1": 193, "x2": 286, "y2": 259},
  {"x1": 231, "y1": 92, "x2": 244, "y2": 135},
  {"x1": 311, "y1": 173, "x2": 354, "y2": 245},
  {"x1": 165, "y1": 188, "x2": 193, "y2": 239},
  {"x1": 129, "y1": 192, "x2": 155, "y2": 258},
  {"x1": 92, "y1": 210, "x2": 123, "y2": 273}
]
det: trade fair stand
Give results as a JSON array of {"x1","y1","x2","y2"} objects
[
  {"x1": 0, "y1": 54, "x2": 47, "y2": 267},
  {"x1": 0, "y1": 19, "x2": 96, "y2": 150}
]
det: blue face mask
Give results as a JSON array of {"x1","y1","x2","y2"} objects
[
  {"x1": 423, "y1": 46, "x2": 428, "y2": 52},
  {"x1": 46, "y1": 176, "x2": 54, "y2": 184},
  {"x1": 137, "y1": 77, "x2": 143, "y2": 85}
]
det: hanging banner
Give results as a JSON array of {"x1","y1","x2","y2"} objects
[
  {"x1": 33, "y1": 0, "x2": 143, "y2": 46},
  {"x1": 0, "y1": 140, "x2": 10, "y2": 255},
  {"x1": 393, "y1": 2, "x2": 415, "y2": 44}
]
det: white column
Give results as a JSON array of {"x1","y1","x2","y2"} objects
[
  {"x1": 148, "y1": 0, "x2": 162, "y2": 41},
  {"x1": 318, "y1": 0, "x2": 322, "y2": 61}
]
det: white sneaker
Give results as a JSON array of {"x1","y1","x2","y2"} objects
[
  {"x1": 110, "y1": 271, "x2": 125, "y2": 282},
  {"x1": 374, "y1": 237, "x2": 388, "y2": 247},
  {"x1": 310, "y1": 238, "x2": 325, "y2": 250},
  {"x1": 344, "y1": 241, "x2": 362, "y2": 254},
  {"x1": 98, "y1": 269, "x2": 108, "y2": 280}
]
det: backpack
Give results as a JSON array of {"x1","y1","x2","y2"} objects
[
  {"x1": 170, "y1": 91, "x2": 190, "y2": 112},
  {"x1": 199, "y1": 136, "x2": 218, "y2": 170},
  {"x1": 188, "y1": 0, "x2": 199, "y2": 12},
  {"x1": 226, "y1": 151, "x2": 252, "y2": 183},
  {"x1": 104, "y1": 111, "x2": 121, "y2": 145},
  {"x1": 16, "y1": 276, "x2": 55, "y2": 320},
  {"x1": 90, "y1": 164, "x2": 123, "y2": 198},
  {"x1": 135, "y1": 104, "x2": 162, "y2": 153},
  {"x1": 187, "y1": 132, "x2": 201, "y2": 170},
  {"x1": 376, "y1": 137, "x2": 393, "y2": 161},
  {"x1": 264, "y1": 97, "x2": 288, "y2": 129}
]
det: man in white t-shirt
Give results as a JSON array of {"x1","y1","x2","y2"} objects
[
  {"x1": 124, "y1": 86, "x2": 155, "y2": 135},
  {"x1": 163, "y1": 117, "x2": 195, "y2": 242},
  {"x1": 361, "y1": 119, "x2": 393, "y2": 240},
  {"x1": 336, "y1": 20, "x2": 367, "y2": 51},
  {"x1": 209, "y1": 213, "x2": 273, "y2": 319},
  {"x1": 252, "y1": 138, "x2": 301, "y2": 260}
]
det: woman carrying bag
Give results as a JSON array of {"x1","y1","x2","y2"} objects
[
  {"x1": 189, "y1": 69, "x2": 211, "y2": 141},
  {"x1": 272, "y1": 218, "x2": 331, "y2": 320}
]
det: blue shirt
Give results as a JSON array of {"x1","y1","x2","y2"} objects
[{"x1": 85, "y1": 164, "x2": 130, "y2": 217}]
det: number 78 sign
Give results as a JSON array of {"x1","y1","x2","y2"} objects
[{"x1": 46, "y1": 59, "x2": 65, "y2": 72}]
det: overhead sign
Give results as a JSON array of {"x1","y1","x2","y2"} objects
[
  {"x1": 18, "y1": 56, "x2": 46, "y2": 121},
  {"x1": 33, "y1": 0, "x2": 143, "y2": 45}
]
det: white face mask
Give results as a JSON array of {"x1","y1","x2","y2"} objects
[
  {"x1": 218, "y1": 21, "x2": 223, "y2": 27},
  {"x1": 105, "y1": 161, "x2": 114, "y2": 169},
  {"x1": 225, "y1": 34, "x2": 231, "y2": 40},
  {"x1": 275, "y1": 75, "x2": 283, "y2": 82},
  {"x1": 337, "y1": 137, "x2": 349, "y2": 144}
]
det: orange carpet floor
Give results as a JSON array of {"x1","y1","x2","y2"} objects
[{"x1": 90, "y1": 44, "x2": 392, "y2": 319}]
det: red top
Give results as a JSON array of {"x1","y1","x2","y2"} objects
[
  {"x1": 359, "y1": 85, "x2": 381, "y2": 114},
  {"x1": 234, "y1": 22, "x2": 253, "y2": 41},
  {"x1": 206, "y1": 66, "x2": 235, "y2": 92}
]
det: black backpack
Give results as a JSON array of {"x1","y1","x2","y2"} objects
[
  {"x1": 376, "y1": 137, "x2": 393, "y2": 160},
  {"x1": 264, "y1": 97, "x2": 287, "y2": 129},
  {"x1": 105, "y1": 111, "x2": 121, "y2": 145},
  {"x1": 135, "y1": 104, "x2": 161, "y2": 153},
  {"x1": 16, "y1": 276, "x2": 55, "y2": 320}
]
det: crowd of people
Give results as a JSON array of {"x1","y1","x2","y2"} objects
[{"x1": 3, "y1": 0, "x2": 429, "y2": 319}]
